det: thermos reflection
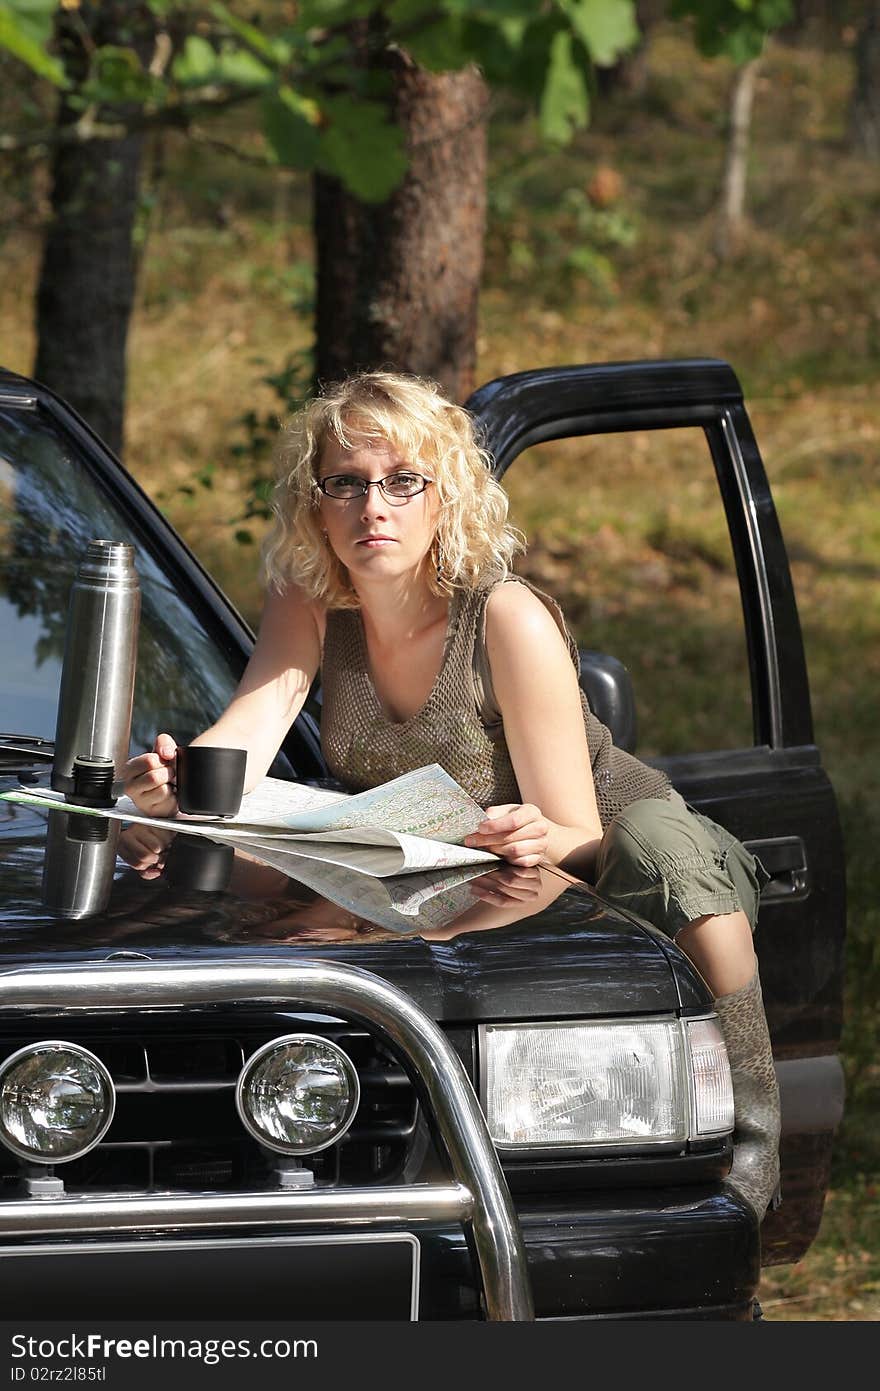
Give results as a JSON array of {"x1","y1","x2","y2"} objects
[
  {"x1": 51, "y1": 540, "x2": 140, "y2": 801},
  {"x1": 41, "y1": 810, "x2": 121, "y2": 919}
]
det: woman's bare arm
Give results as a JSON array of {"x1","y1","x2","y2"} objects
[
  {"x1": 463, "y1": 583, "x2": 603, "y2": 877},
  {"x1": 193, "y1": 584, "x2": 322, "y2": 786},
  {"x1": 124, "y1": 585, "x2": 323, "y2": 815}
]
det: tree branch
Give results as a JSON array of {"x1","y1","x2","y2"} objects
[
  {"x1": 186, "y1": 124, "x2": 275, "y2": 167},
  {"x1": 0, "y1": 84, "x2": 266, "y2": 153},
  {"x1": 0, "y1": 6, "x2": 471, "y2": 159}
]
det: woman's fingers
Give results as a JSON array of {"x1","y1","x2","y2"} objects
[
  {"x1": 154, "y1": 733, "x2": 178, "y2": 763},
  {"x1": 123, "y1": 734, "x2": 179, "y2": 816},
  {"x1": 464, "y1": 803, "x2": 550, "y2": 865},
  {"x1": 128, "y1": 759, "x2": 174, "y2": 808},
  {"x1": 468, "y1": 804, "x2": 547, "y2": 840}
]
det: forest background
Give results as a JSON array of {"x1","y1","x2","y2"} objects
[{"x1": 1, "y1": 0, "x2": 878, "y2": 1319}]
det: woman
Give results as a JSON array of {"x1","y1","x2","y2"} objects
[{"x1": 124, "y1": 370, "x2": 779, "y2": 1220}]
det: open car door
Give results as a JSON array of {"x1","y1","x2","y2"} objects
[{"x1": 468, "y1": 358, "x2": 846, "y2": 1264}]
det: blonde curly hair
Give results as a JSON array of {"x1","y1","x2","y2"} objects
[{"x1": 260, "y1": 370, "x2": 524, "y2": 608}]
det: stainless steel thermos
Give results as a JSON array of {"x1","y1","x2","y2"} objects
[{"x1": 51, "y1": 540, "x2": 140, "y2": 800}]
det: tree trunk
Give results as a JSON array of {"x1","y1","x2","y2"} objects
[
  {"x1": 850, "y1": 1, "x2": 880, "y2": 159},
  {"x1": 314, "y1": 52, "x2": 488, "y2": 403},
  {"x1": 714, "y1": 56, "x2": 761, "y2": 261},
  {"x1": 34, "y1": 2, "x2": 154, "y2": 457}
]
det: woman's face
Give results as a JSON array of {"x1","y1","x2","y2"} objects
[{"x1": 317, "y1": 434, "x2": 440, "y2": 588}]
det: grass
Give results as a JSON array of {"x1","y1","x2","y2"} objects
[
  {"x1": 759, "y1": 1181, "x2": 880, "y2": 1321},
  {"x1": 1, "y1": 21, "x2": 877, "y2": 1319}
]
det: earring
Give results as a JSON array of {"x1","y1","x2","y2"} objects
[{"x1": 435, "y1": 541, "x2": 445, "y2": 580}]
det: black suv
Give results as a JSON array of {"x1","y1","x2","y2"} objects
[{"x1": 0, "y1": 360, "x2": 845, "y2": 1320}]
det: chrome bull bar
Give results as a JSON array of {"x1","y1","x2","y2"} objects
[{"x1": 0, "y1": 959, "x2": 534, "y2": 1321}]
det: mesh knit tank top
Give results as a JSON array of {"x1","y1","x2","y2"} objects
[{"x1": 319, "y1": 576, "x2": 671, "y2": 829}]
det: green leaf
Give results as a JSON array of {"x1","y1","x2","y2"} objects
[
  {"x1": 752, "y1": 0, "x2": 792, "y2": 26},
  {"x1": 173, "y1": 34, "x2": 272, "y2": 89},
  {"x1": 318, "y1": 94, "x2": 408, "y2": 202},
  {"x1": 443, "y1": 0, "x2": 542, "y2": 16},
  {"x1": 492, "y1": 12, "x2": 556, "y2": 101},
  {"x1": 724, "y1": 29, "x2": 765, "y2": 62},
  {"x1": 82, "y1": 46, "x2": 166, "y2": 107},
  {"x1": 566, "y1": 243, "x2": 615, "y2": 284},
  {"x1": 455, "y1": 15, "x2": 524, "y2": 86},
  {"x1": 558, "y1": 0, "x2": 639, "y2": 66},
  {"x1": 387, "y1": 0, "x2": 436, "y2": 22},
  {"x1": 262, "y1": 86, "x2": 321, "y2": 169},
  {"x1": 172, "y1": 35, "x2": 218, "y2": 85},
  {"x1": 0, "y1": 3, "x2": 68, "y2": 87},
  {"x1": 212, "y1": 47, "x2": 274, "y2": 86},
  {"x1": 389, "y1": 0, "x2": 542, "y2": 53},
  {"x1": 3, "y1": 0, "x2": 54, "y2": 44},
  {"x1": 400, "y1": 15, "x2": 472, "y2": 72},
  {"x1": 671, "y1": 0, "x2": 792, "y2": 61},
  {"x1": 210, "y1": 1, "x2": 290, "y2": 66},
  {"x1": 539, "y1": 29, "x2": 589, "y2": 143},
  {"x1": 297, "y1": 0, "x2": 377, "y2": 25}
]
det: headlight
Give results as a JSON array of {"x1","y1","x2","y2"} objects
[
  {"x1": 482, "y1": 1017, "x2": 733, "y2": 1151},
  {"x1": 236, "y1": 1034, "x2": 360, "y2": 1156},
  {"x1": 0, "y1": 1041, "x2": 115, "y2": 1164}
]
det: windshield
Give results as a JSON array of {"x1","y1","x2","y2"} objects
[{"x1": 0, "y1": 404, "x2": 243, "y2": 753}]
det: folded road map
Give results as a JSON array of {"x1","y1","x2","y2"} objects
[{"x1": 2, "y1": 764, "x2": 500, "y2": 878}]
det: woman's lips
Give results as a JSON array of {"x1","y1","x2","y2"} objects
[{"x1": 356, "y1": 536, "x2": 395, "y2": 546}]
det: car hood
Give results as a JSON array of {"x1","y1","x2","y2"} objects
[{"x1": 0, "y1": 792, "x2": 705, "y2": 1023}]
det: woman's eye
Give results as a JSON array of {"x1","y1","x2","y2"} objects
[{"x1": 324, "y1": 475, "x2": 364, "y2": 494}]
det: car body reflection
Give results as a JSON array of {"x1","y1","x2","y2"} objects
[{"x1": 113, "y1": 824, "x2": 573, "y2": 945}]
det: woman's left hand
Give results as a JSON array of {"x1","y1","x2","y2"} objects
[{"x1": 463, "y1": 803, "x2": 550, "y2": 867}]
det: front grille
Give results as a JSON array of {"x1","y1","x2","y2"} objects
[{"x1": 0, "y1": 1021, "x2": 424, "y2": 1195}]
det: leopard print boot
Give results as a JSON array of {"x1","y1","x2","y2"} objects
[{"x1": 714, "y1": 968, "x2": 781, "y2": 1222}]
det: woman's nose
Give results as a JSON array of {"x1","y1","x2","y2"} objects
[{"x1": 359, "y1": 483, "x2": 389, "y2": 519}]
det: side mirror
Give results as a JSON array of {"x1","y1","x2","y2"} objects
[{"x1": 578, "y1": 650, "x2": 638, "y2": 754}]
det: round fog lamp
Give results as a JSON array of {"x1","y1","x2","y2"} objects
[
  {"x1": 236, "y1": 1034, "x2": 360, "y2": 1156},
  {"x1": 0, "y1": 1041, "x2": 115, "y2": 1163}
]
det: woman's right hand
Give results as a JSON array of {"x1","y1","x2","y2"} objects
[{"x1": 123, "y1": 733, "x2": 179, "y2": 817}]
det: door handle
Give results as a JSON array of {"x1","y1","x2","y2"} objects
[{"x1": 743, "y1": 836, "x2": 809, "y2": 901}]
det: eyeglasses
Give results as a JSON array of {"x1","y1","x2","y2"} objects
[{"x1": 318, "y1": 472, "x2": 432, "y2": 503}]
